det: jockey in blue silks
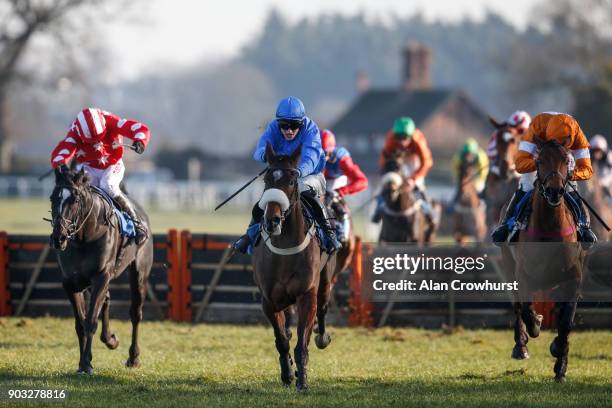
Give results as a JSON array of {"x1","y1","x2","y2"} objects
[{"x1": 232, "y1": 96, "x2": 342, "y2": 254}]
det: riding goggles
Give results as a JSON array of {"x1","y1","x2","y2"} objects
[{"x1": 278, "y1": 119, "x2": 303, "y2": 130}]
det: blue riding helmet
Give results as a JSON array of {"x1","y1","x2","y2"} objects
[{"x1": 276, "y1": 96, "x2": 306, "y2": 121}]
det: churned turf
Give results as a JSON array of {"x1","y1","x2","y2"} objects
[{"x1": 0, "y1": 317, "x2": 611, "y2": 407}]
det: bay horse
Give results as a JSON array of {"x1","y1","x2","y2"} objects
[
  {"x1": 378, "y1": 155, "x2": 436, "y2": 244},
  {"x1": 453, "y1": 159, "x2": 486, "y2": 244},
  {"x1": 253, "y1": 143, "x2": 337, "y2": 391},
  {"x1": 484, "y1": 118, "x2": 520, "y2": 232},
  {"x1": 49, "y1": 167, "x2": 153, "y2": 374},
  {"x1": 502, "y1": 138, "x2": 586, "y2": 383}
]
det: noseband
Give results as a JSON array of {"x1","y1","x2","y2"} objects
[
  {"x1": 535, "y1": 148, "x2": 570, "y2": 207},
  {"x1": 52, "y1": 187, "x2": 94, "y2": 241},
  {"x1": 261, "y1": 168, "x2": 300, "y2": 234}
]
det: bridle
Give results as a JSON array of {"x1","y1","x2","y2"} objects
[
  {"x1": 51, "y1": 185, "x2": 95, "y2": 241},
  {"x1": 262, "y1": 167, "x2": 300, "y2": 234},
  {"x1": 535, "y1": 144, "x2": 571, "y2": 207}
]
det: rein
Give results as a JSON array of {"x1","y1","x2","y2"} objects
[
  {"x1": 53, "y1": 189, "x2": 95, "y2": 241},
  {"x1": 260, "y1": 167, "x2": 312, "y2": 256}
]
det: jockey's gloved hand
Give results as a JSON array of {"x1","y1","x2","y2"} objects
[
  {"x1": 58, "y1": 164, "x2": 70, "y2": 173},
  {"x1": 132, "y1": 141, "x2": 145, "y2": 154}
]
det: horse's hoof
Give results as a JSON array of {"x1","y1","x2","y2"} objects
[
  {"x1": 77, "y1": 366, "x2": 94, "y2": 375},
  {"x1": 511, "y1": 345, "x2": 529, "y2": 360},
  {"x1": 524, "y1": 313, "x2": 542, "y2": 338},
  {"x1": 281, "y1": 373, "x2": 294, "y2": 386},
  {"x1": 315, "y1": 333, "x2": 332, "y2": 350},
  {"x1": 125, "y1": 358, "x2": 141, "y2": 368},
  {"x1": 296, "y1": 381, "x2": 309, "y2": 392},
  {"x1": 555, "y1": 375, "x2": 566, "y2": 384},
  {"x1": 103, "y1": 334, "x2": 119, "y2": 350}
]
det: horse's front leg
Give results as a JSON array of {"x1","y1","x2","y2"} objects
[
  {"x1": 511, "y1": 302, "x2": 529, "y2": 359},
  {"x1": 550, "y1": 279, "x2": 579, "y2": 383},
  {"x1": 99, "y1": 291, "x2": 119, "y2": 350},
  {"x1": 314, "y1": 271, "x2": 333, "y2": 350},
  {"x1": 126, "y1": 263, "x2": 147, "y2": 368},
  {"x1": 63, "y1": 278, "x2": 86, "y2": 372},
  {"x1": 80, "y1": 272, "x2": 111, "y2": 374},
  {"x1": 295, "y1": 288, "x2": 317, "y2": 391},
  {"x1": 263, "y1": 300, "x2": 293, "y2": 386}
]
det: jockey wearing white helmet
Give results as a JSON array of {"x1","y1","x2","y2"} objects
[{"x1": 590, "y1": 134, "x2": 612, "y2": 198}]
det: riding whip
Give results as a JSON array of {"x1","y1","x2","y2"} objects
[
  {"x1": 215, "y1": 167, "x2": 268, "y2": 211},
  {"x1": 568, "y1": 183, "x2": 611, "y2": 232}
]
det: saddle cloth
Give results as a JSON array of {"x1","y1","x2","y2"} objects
[{"x1": 90, "y1": 186, "x2": 136, "y2": 238}]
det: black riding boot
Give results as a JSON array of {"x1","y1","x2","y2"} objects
[
  {"x1": 232, "y1": 204, "x2": 264, "y2": 254},
  {"x1": 302, "y1": 191, "x2": 342, "y2": 253},
  {"x1": 114, "y1": 194, "x2": 148, "y2": 245},
  {"x1": 568, "y1": 191, "x2": 597, "y2": 249},
  {"x1": 491, "y1": 189, "x2": 526, "y2": 245}
]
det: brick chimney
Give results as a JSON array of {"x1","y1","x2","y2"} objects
[{"x1": 402, "y1": 42, "x2": 432, "y2": 91}]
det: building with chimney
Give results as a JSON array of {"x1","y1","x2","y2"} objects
[{"x1": 331, "y1": 43, "x2": 491, "y2": 181}]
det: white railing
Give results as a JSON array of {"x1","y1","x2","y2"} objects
[{"x1": 0, "y1": 176, "x2": 455, "y2": 212}]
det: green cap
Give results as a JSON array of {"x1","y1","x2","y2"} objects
[
  {"x1": 461, "y1": 138, "x2": 480, "y2": 157},
  {"x1": 393, "y1": 117, "x2": 416, "y2": 139}
]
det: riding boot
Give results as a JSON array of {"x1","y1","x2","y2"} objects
[
  {"x1": 232, "y1": 204, "x2": 264, "y2": 254},
  {"x1": 491, "y1": 189, "x2": 526, "y2": 245},
  {"x1": 114, "y1": 194, "x2": 149, "y2": 245},
  {"x1": 569, "y1": 191, "x2": 597, "y2": 249},
  {"x1": 415, "y1": 187, "x2": 436, "y2": 225},
  {"x1": 301, "y1": 191, "x2": 342, "y2": 254},
  {"x1": 371, "y1": 195, "x2": 384, "y2": 223}
]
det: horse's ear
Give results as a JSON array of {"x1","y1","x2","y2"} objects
[
  {"x1": 489, "y1": 116, "x2": 504, "y2": 129},
  {"x1": 265, "y1": 142, "x2": 275, "y2": 163},
  {"x1": 290, "y1": 143, "x2": 302, "y2": 164},
  {"x1": 533, "y1": 136, "x2": 545, "y2": 149}
]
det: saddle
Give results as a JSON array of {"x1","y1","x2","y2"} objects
[
  {"x1": 506, "y1": 190, "x2": 583, "y2": 242},
  {"x1": 90, "y1": 186, "x2": 137, "y2": 238}
]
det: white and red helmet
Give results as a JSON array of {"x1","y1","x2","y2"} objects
[
  {"x1": 507, "y1": 110, "x2": 531, "y2": 133},
  {"x1": 321, "y1": 129, "x2": 337, "y2": 153},
  {"x1": 74, "y1": 108, "x2": 107, "y2": 143},
  {"x1": 590, "y1": 134, "x2": 608, "y2": 152}
]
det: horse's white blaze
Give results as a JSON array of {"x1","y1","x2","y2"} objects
[
  {"x1": 381, "y1": 172, "x2": 403, "y2": 188},
  {"x1": 502, "y1": 132, "x2": 514, "y2": 143},
  {"x1": 59, "y1": 188, "x2": 71, "y2": 213}
]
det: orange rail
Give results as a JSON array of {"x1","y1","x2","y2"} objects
[
  {"x1": 179, "y1": 230, "x2": 193, "y2": 322},
  {"x1": 348, "y1": 237, "x2": 373, "y2": 327},
  {"x1": 166, "y1": 229, "x2": 182, "y2": 321}
]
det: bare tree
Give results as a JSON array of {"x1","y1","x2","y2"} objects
[{"x1": 0, "y1": 0, "x2": 108, "y2": 173}]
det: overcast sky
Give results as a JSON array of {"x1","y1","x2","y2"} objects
[{"x1": 106, "y1": 0, "x2": 537, "y2": 80}]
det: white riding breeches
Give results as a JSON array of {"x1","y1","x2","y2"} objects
[
  {"x1": 76, "y1": 160, "x2": 125, "y2": 198},
  {"x1": 298, "y1": 173, "x2": 326, "y2": 197}
]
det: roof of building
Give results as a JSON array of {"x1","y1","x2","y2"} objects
[{"x1": 332, "y1": 88, "x2": 479, "y2": 135}]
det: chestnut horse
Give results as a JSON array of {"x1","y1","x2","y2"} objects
[
  {"x1": 453, "y1": 159, "x2": 487, "y2": 244},
  {"x1": 578, "y1": 168, "x2": 612, "y2": 241},
  {"x1": 502, "y1": 138, "x2": 586, "y2": 383},
  {"x1": 483, "y1": 118, "x2": 520, "y2": 232},
  {"x1": 49, "y1": 167, "x2": 153, "y2": 374},
  {"x1": 253, "y1": 143, "x2": 337, "y2": 391}
]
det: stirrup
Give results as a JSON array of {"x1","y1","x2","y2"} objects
[{"x1": 232, "y1": 234, "x2": 251, "y2": 254}]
